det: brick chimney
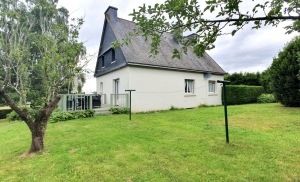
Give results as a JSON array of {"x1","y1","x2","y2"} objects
[{"x1": 105, "y1": 6, "x2": 118, "y2": 22}]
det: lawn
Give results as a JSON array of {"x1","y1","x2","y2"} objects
[{"x1": 0, "y1": 103, "x2": 299, "y2": 181}]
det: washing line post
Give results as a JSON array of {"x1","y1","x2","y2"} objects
[
  {"x1": 125, "y1": 89, "x2": 136, "y2": 120},
  {"x1": 217, "y1": 80, "x2": 231, "y2": 143}
]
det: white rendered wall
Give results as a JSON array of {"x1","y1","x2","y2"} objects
[
  {"x1": 96, "y1": 66, "x2": 224, "y2": 112},
  {"x1": 96, "y1": 67, "x2": 130, "y2": 103},
  {"x1": 127, "y1": 66, "x2": 224, "y2": 112}
]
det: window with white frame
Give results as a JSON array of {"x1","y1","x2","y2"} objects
[
  {"x1": 185, "y1": 79, "x2": 194, "y2": 94},
  {"x1": 208, "y1": 80, "x2": 216, "y2": 93}
]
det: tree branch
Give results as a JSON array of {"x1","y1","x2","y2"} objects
[
  {"x1": 0, "y1": 90, "x2": 32, "y2": 124},
  {"x1": 177, "y1": 16, "x2": 300, "y2": 28}
]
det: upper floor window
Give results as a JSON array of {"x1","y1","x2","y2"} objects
[
  {"x1": 185, "y1": 79, "x2": 194, "y2": 94},
  {"x1": 111, "y1": 49, "x2": 115, "y2": 63},
  {"x1": 101, "y1": 56, "x2": 104, "y2": 68},
  {"x1": 208, "y1": 80, "x2": 216, "y2": 93}
]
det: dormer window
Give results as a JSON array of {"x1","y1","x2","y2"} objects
[
  {"x1": 101, "y1": 56, "x2": 104, "y2": 68},
  {"x1": 111, "y1": 49, "x2": 115, "y2": 63}
]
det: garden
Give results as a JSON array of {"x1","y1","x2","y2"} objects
[{"x1": 0, "y1": 103, "x2": 299, "y2": 181}]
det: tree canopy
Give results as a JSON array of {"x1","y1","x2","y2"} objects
[
  {"x1": 224, "y1": 72, "x2": 261, "y2": 86},
  {"x1": 0, "y1": 0, "x2": 86, "y2": 153},
  {"x1": 269, "y1": 36, "x2": 300, "y2": 107},
  {"x1": 120, "y1": 0, "x2": 300, "y2": 58}
]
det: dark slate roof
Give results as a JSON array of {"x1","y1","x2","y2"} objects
[{"x1": 108, "y1": 18, "x2": 226, "y2": 75}]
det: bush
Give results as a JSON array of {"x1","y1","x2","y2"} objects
[
  {"x1": 0, "y1": 109, "x2": 13, "y2": 119},
  {"x1": 170, "y1": 106, "x2": 183, "y2": 110},
  {"x1": 224, "y1": 85, "x2": 264, "y2": 105},
  {"x1": 6, "y1": 108, "x2": 38, "y2": 122},
  {"x1": 109, "y1": 108, "x2": 129, "y2": 114},
  {"x1": 7, "y1": 109, "x2": 95, "y2": 123},
  {"x1": 257, "y1": 94, "x2": 277, "y2": 103},
  {"x1": 50, "y1": 109, "x2": 95, "y2": 123},
  {"x1": 269, "y1": 36, "x2": 300, "y2": 107},
  {"x1": 259, "y1": 69, "x2": 273, "y2": 93},
  {"x1": 6, "y1": 110, "x2": 21, "y2": 121}
]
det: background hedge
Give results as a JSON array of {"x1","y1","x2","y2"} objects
[
  {"x1": 223, "y1": 85, "x2": 264, "y2": 105},
  {"x1": 0, "y1": 109, "x2": 12, "y2": 119}
]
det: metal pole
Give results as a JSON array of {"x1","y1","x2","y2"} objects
[
  {"x1": 223, "y1": 83, "x2": 229, "y2": 143},
  {"x1": 129, "y1": 91, "x2": 132, "y2": 120},
  {"x1": 217, "y1": 80, "x2": 231, "y2": 143},
  {"x1": 125, "y1": 90, "x2": 136, "y2": 120}
]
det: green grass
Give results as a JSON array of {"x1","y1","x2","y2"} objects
[{"x1": 0, "y1": 103, "x2": 299, "y2": 181}]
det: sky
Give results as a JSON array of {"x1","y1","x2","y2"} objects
[{"x1": 57, "y1": 0, "x2": 299, "y2": 93}]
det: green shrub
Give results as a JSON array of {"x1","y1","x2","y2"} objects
[
  {"x1": 224, "y1": 85, "x2": 264, "y2": 105},
  {"x1": 170, "y1": 106, "x2": 183, "y2": 110},
  {"x1": 6, "y1": 108, "x2": 39, "y2": 122},
  {"x1": 50, "y1": 110, "x2": 73, "y2": 123},
  {"x1": 109, "y1": 108, "x2": 129, "y2": 114},
  {"x1": 198, "y1": 104, "x2": 219, "y2": 107},
  {"x1": 136, "y1": 111, "x2": 157, "y2": 114},
  {"x1": 0, "y1": 109, "x2": 13, "y2": 119},
  {"x1": 50, "y1": 109, "x2": 95, "y2": 123},
  {"x1": 257, "y1": 94, "x2": 277, "y2": 103},
  {"x1": 269, "y1": 36, "x2": 300, "y2": 107},
  {"x1": 6, "y1": 110, "x2": 21, "y2": 121},
  {"x1": 7, "y1": 109, "x2": 95, "y2": 123}
]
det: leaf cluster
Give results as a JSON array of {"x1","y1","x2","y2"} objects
[
  {"x1": 49, "y1": 109, "x2": 95, "y2": 123},
  {"x1": 269, "y1": 36, "x2": 300, "y2": 107},
  {"x1": 126, "y1": 0, "x2": 300, "y2": 58},
  {"x1": 224, "y1": 85, "x2": 265, "y2": 105},
  {"x1": 224, "y1": 72, "x2": 261, "y2": 86},
  {"x1": 109, "y1": 107, "x2": 130, "y2": 114},
  {"x1": 0, "y1": 0, "x2": 86, "y2": 107},
  {"x1": 257, "y1": 93, "x2": 276, "y2": 103}
]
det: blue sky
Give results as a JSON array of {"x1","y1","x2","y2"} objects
[{"x1": 57, "y1": 0, "x2": 299, "y2": 93}]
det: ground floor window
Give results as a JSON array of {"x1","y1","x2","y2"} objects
[
  {"x1": 100, "y1": 82, "x2": 103, "y2": 94},
  {"x1": 185, "y1": 79, "x2": 194, "y2": 94},
  {"x1": 208, "y1": 80, "x2": 216, "y2": 93}
]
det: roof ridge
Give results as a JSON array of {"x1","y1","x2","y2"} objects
[
  {"x1": 106, "y1": 16, "x2": 226, "y2": 74},
  {"x1": 117, "y1": 17, "x2": 134, "y2": 23}
]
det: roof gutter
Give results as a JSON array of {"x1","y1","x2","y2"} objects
[{"x1": 127, "y1": 62, "x2": 227, "y2": 75}]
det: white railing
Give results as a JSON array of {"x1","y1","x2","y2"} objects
[
  {"x1": 110, "y1": 94, "x2": 129, "y2": 108},
  {"x1": 58, "y1": 94, "x2": 105, "y2": 112}
]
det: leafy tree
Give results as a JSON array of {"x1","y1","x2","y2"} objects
[
  {"x1": 70, "y1": 68, "x2": 86, "y2": 94},
  {"x1": 225, "y1": 72, "x2": 261, "y2": 86},
  {"x1": 76, "y1": 71, "x2": 86, "y2": 93},
  {"x1": 259, "y1": 68, "x2": 273, "y2": 93},
  {"x1": 0, "y1": 0, "x2": 86, "y2": 153},
  {"x1": 117, "y1": 0, "x2": 300, "y2": 58},
  {"x1": 269, "y1": 36, "x2": 300, "y2": 107}
]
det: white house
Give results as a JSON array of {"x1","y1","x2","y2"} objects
[{"x1": 94, "y1": 6, "x2": 226, "y2": 112}]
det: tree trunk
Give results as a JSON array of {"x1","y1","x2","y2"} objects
[
  {"x1": 28, "y1": 121, "x2": 47, "y2": 153},
  {"x1": 1, "y1": 89, "x2": 61, "y2": 154}
]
